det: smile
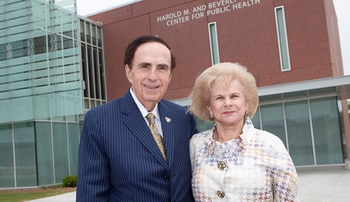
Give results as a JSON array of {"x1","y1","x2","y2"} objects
[{"x1": 144, "y1": 84, "x2": 160, "y2": 89}]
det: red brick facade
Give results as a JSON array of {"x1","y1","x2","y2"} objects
[{"x1": 89, "y1": 0, "x2": 343, "y2": 101}]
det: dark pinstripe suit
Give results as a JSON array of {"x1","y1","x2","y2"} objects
[{"x1": 76, "y1": 90, "x2": 197, "y2": 201}]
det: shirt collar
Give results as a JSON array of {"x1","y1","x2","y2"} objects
[{"x1": 129, "y1": 88, "x2": 160, "y2": 120}]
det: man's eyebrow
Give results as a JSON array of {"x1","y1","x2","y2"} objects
[
  {"x1": 157, "y1": 63, "x2": 170, "y2": 68},
  {"x1": 136, "y1": 62, "x2": 170, "y2": 69},
  {"x1": 137, "y1": 62, "x2": 151, "y2": 67}
]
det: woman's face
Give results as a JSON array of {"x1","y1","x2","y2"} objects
[{"x1": 207, "y1": 79, "x2": 249, "y2": 127}]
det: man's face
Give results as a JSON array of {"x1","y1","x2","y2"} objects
[{"x1": 125, "y1": 42, "x2": 172, "y2": 111}]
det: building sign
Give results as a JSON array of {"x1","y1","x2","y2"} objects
[{"x1": 157, "y1": 0, "x2": 261, "y2": 26}]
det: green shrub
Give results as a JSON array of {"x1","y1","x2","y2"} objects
[{"x1": 62, "y1": 175, "x2": 77, "y2": 187}]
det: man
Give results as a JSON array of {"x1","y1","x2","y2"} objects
[{"x1": 76, "y1": 35, "x2": 198, "y2": 201}]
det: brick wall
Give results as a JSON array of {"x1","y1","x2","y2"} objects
[{"x1": 89, "y1": 0, "x2": 342, "y2": 101}]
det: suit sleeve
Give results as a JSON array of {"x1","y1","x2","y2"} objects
[{"x1": 76, "y1": 110, "x2": 110, "y2": 202}]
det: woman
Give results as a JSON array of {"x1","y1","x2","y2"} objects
[{"x1": 189, "y1": 62, "x2": 299, "y2": 201}]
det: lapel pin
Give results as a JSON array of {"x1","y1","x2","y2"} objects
[{"x1": 165, "y1": 117, "x2": 171, "y2": 122}]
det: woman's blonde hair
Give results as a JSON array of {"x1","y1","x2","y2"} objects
[{"x1": 189, "y1": 62, "x2": 258, "y2": 121}]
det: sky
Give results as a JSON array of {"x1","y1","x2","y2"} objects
[{"x1": 76, "y1": 0, "x2": 350, "y2": 75}]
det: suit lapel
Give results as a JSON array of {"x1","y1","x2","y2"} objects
[
  {"x1": 121, "y1": 91, "x2": 168, "y2": 168},
  {"x1": 158, "y1": 100, "x2": 174, "y2": 167}
]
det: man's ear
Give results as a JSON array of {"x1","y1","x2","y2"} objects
[
  {"x1": 125, "y1": 64, "x2": 132, "y2": 83},
  {"x1": 169, "y1": 73, "x2": 172, "y2": 81}
]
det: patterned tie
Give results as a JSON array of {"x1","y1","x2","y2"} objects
[{"x1": 146, "y1": 113, "x2": 167, "y2": 161}]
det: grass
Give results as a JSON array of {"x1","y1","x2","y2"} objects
[{"x1": 0, "y1": 185, "x2": 76, "y2": 202}]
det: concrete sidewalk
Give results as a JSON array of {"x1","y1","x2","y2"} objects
[
  {"x1": 25, "y1": 191, "x2": 76, "y2": 202},
  {"x1": 297, "y1": 167, "x2": 350, "y2": 201},
  {"x1": 26, "y1": 168, "x2": 350, "y2": 202}
]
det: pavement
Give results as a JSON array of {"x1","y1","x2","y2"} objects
[
  {"x1": 25, "y1": 167, "x2": 350, "y2": 202},
  {"x1": 25, "y1": 191, "x2": 76, "y2": 202},
  {"x1": 297, "y1": 167, "x2": 350, "y2": 201}
]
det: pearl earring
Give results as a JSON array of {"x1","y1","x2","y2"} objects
[{"x1": 244, "y1": 111, "x2": 248, "y2": 119}]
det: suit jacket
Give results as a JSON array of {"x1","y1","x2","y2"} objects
[{"x1": 76, "y1": 90, "x2": 198, "y2": 202}]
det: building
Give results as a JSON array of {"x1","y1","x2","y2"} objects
[
  {"x1": 0, "y1": 0, "x2": 106, "y2": 189},
  {"x1": 1, "y1": 0, "x2": 349, "y2": 190},
  {"x1": 88, "y1": 0, "x2": 350, "y2": 168}
]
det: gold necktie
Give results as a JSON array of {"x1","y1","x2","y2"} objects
[{"x1": 146, "y1": 113, "x2": 167, "y2": 161}]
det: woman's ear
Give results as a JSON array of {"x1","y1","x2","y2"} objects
[{"x1": 207, "y1": 106, "x2": 213, "y2": 119}]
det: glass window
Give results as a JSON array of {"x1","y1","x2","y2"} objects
[
  {"x1": 285, "y1": 101, "x2": 314, "y2": 166},
  {"x1": 14, "y1": 122, "x2": 37, "y2": 187},
  {"x1": 63, "y1": 30, "x2": 73, "y2": 38},
  {"x1": 84, "y1": 98, "x2": 89, "y2": 110},
  {"x1": 11, "y1": 40, "x2": 28, "y2": 59},
  {"x1": 250, "y1": 108, "x2": 261, "y2": 129},
  {"x1": 86, "y1": 23, "x2": 91, "y2": 43},
  {"x1": 67, "y1": 114, "x2": 78, "y2": 122},
  {"x1": 99, "y1": 49, "x2": 106, "y2": 100},
  {"x1": 91, "y1": 25, "x2": 96, "y2": 46},
  {"x1": 0, "y1": 43, "x2": 6, "y2": 61},
  {"x1": 35, "y1": 122, "x2": 54, "y2": 186},
  {"x1": 195, "y1": 117, "x2": 214, "y2": 133},
  {"x1": 11, "y1": 97, "x2": 34, "y2": 128},
  {"x1": 259, "y1": 94, "x2": 282, "y2": 104},
  {"x1": 56, "y1": 34, "x2": 63, "y2": 51},
  {"x1": 51, "y1": 93, "x2": 67, "y2": 119},
  {"x1": 261, "y1": 103, "x2": 287, "y2": 148},
  {"x1": 52, "y1": 122, "x2": 69, "y2": 183},
  {"x1": 63, "y1": 36, "x2": 73, "y2": 49},
  {"x1": 283, "y1": 91, "x2": 307, "y2": 99},
  {"x1": 0, "y1": 124, "x2": 15, "y2": 188},
  {"x1": 90, "y1": 99, "x2": 96, "y2": 109},
  {"x1": 275, "y1": 6, "x2": 291, "y2": 71},
  {"x1": 97, "y1": 27, "x2": 102, "y2": 47},
  {"x1": 68, "y1": 123, "x2": 79, "y2": 175},
  {"x1": 87, "y1": 45, "x2": 95, "y2": 98},
  {"x1": 81, "y1": 44, "x2": 89, "y2": 98},
  {"x1": 33, "y1": 94, "x2": 51, "y2": 120},
  {"x1": 208, "y1": 22, "x2": 220, "y2": 65},
  {"x1": 34, "y1": 36, "x2": 47, "y2": 54},
  {"x1": 310, "y1": 97, "x2": 343, "y2": 164},
  {"x1": 80, "y1": 20, "x2": 85, "y2": 42},
  {"x1": 93, "y1": 47, "x2": 101, "y2": 99}
]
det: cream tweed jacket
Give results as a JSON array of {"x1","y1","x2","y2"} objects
[{"x1": 190, "y1": 118, "x2": 299, "y2": 202}]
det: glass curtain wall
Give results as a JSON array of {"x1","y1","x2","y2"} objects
[
  {"x1": 0, "y1": 0, "x2": 82, "y2": 189},
  {"x1": 261, "y1": 104, "x2": 287, "y2": 147},
  {"x1": 0, "y1": 121, "x2": 80, "y2": 188},
  {"x1": 53, "y1": 123, "x2": 69, "y2": 183},
  {"x1": 68, "y1": 123, "x2": 79, "y2": 174},
  {"x1": 0, "y1": 124, "x2": 14, "y2": 188},
  {"x1": 284, "y1": 100, "x2": 314, "y2": 165},
  {"x1": 250, "y1": 108, "x2": 261, "y2": 129},
  {"x1": 36, "y1": 122, "x2": 54, "y2": 186},
  {"x1": 259, "y1": 97, "x2": 343, "y2": 166},
  {"x1": 80, "y1": 20, "x2": 106, "y2": 110},
  {"x1": 35, "y1": 121, "x2": 80, "y2": 186},
  {"x1": 0, "y1": 0, "x2": 82, "y2": 124},
  {"x1": 310, "y1": 97, "x2": 343, "y2": 164},
  {"x1": 14, "y1": 122, "x2": 36, "y2": 187}
]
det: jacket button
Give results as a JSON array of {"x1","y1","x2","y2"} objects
[
  {"x1": 217, "y1": 161, "x2": 226, "y2": 170},
  {"x1": 164, "y1": 176, "x2": 170, "y2": 182},
  {"x1": 217, "y1": 190, "x2": 225, "y2": 198}
]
